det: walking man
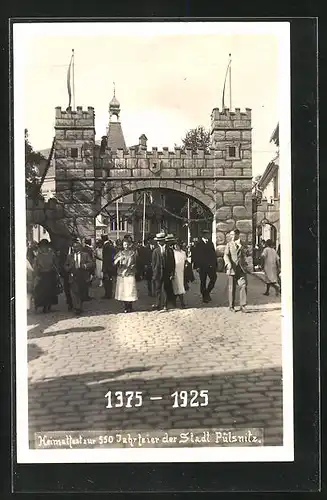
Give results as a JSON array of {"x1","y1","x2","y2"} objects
[
  {"x1": 224, "y1": 229, "x2": 248, "y2": 312},
  {"x1": 64, "y1": 237, "x2": 94, "y2": 315},
  {"x1": 143, "y1": 238, "x2": 155, "y2": 296},
  {"x1": 192, "y1": 229, "x2": 217, "y2": 303},
  {"x1": 102, "y1": 235, "x2": 116, "y2": 299},
  {"x1": 151, "y1": 232, "x2": 176, "y2": 311}
]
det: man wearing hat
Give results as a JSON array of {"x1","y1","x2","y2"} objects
[
  {"x1": 192, "y1": 229, "x2": 218, "y2": 303},
  {"x1": 64, "y1": 237, "x2": 94, "y2": 315},
  {"x1": 224, "y1": 229, "x2": 248, "y2": 312},
  {"x1": 151, "y1": 232, "x2": 176, "y2": 311}
]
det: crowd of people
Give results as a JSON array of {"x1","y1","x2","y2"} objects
[{"x1": 26, "y1": 229, "x2": 281, "y2": 316}]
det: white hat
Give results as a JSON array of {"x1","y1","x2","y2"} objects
[{"x1": 154, "y1": 232, "x2": 166, "y2": 241}]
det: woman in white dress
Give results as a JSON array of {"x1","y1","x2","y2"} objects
[
  {"x1": 94, "y1": 239, "x2": 103, "y2": 287},
  {"x1": 261, "y1": 239, "x2": 280, "y2": 296},
  {"x1": 114, "y1": 235, "x2": 138, "y2": 313},
  {"x1": 172, "y1": 239, "x2": 187, "y2": 308}
]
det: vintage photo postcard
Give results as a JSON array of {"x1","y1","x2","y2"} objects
[{"x1": 13, "y1": 20, "x2": 293, "y2": 463}]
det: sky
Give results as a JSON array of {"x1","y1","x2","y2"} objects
[{"x1": 15, "y1": 22, "x2": 289, "y2": 176}]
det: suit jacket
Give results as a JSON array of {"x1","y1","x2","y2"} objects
[
  {"x1": 192, "y1": 239, "x2": 217, "y2": 269},
  {"x1": 102, "y1": 242, "x2": 115, "y2": 273},
  {"x1": 64, "y1": 250, "x2": 93, "y2": 283},
  {"x1": 152, "y1": 245, "x2": 175, "y2": 281},
  {"x1": 223, "y1": 240, "x2": 248, "y2": 275}
]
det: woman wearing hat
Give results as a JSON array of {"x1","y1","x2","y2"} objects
[
  {"x1": 171, "y1": 238, "x2": 187, "y2": 308},
  {"x1": 114, "y1": 235, "x2": 138, "y2": 312}
]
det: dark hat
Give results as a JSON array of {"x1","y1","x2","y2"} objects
[{"x1": 154, "y1": 232, "x2": 166, "y2": 242}]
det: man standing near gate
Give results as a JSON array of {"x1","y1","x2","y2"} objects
[
  {"x1": 223, "y1": 229, "x2": 248, "y2": 313},
  {"x1": 151, "y1": 232, "x2": 176, "y2": 311},
  {"x1": 192, "y1": 229, "x2": 217, "y2": 303}
]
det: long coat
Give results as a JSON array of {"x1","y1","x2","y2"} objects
[
  {"x1": 102, "y1": 242, "x2": 116, "y2": 276},
  {"x1": 223, "y1": 240, "x2": 248, "y2": 275},
  {"x1": 64, "y1": 250, "x2": 94, "y2": 283},
  {"x1": 152, "y1": 245, "x2": 175, "y2": 282},
  {"x1": 192, "y1": 239, "x2": 217, "y2": 269}
]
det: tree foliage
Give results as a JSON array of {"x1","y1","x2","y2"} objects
[
  {"x1": 179, "y1": 126, "x2": 211, "y2": 154},
  {"x1": 25, "y1": 129, "x2": 45, "y2": 199}
]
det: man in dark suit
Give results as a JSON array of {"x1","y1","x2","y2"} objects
[
  {"x1": 224, "y1": 229, "x2": 248, "y2": 312},
  {"x1": 192, "y1": 229, "x2": 217, "y2": 303},
  {"x1": 102, "y1": 235, "x2": 116, "y2": 299},
  {"x1": 151, "y1": 232, "x2": 176, "y2": 311},
  {"x1": 64, "y1": 238, "x2": 94, "y2": 315},
  {"x1": 143, "y1": 238, "x2": 155, "y2": 296}
]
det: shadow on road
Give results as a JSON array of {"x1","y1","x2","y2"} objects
[
  {"x1": 28, "y1": 325, "x2": 105, "y2": 340},
  {"x1": 28, "y1": 343, "x2": 46, "y2": 362},
  {"x1": 28, "y1": 366, "x2": 283, "y2": 448}
]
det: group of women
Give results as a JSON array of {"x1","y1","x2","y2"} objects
[{"x1": 111, "y1": 234, "x2": 193, "y2": 313}]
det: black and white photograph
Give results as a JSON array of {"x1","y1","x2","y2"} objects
[{"x1": 14, "y1": 21, "x2": 293, "y2": 463}]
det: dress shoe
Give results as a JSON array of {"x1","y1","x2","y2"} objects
[
  {"x1": 229, "y1": 307, "x2": 236, "y2": 312},
  {"x1": 240, "y1": 306, "x2": 248, "y2": 313}
]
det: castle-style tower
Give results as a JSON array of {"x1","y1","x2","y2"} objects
[
  {"x1": 210, "y1": 107, "x2": 253, "y2": 251},
  {"x1": 106, "y1": 89, "x2": 126, "y2": 152},
  {"x1": 210, "y1": 107, "x2": 252, "y2": 168},
  {"x1": 54, "y1": 105, "x2": 96, "y2": 240}
]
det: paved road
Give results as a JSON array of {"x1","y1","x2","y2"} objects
[{"x1": 27, "y1": 272, "x2": 283, "y2": 448}]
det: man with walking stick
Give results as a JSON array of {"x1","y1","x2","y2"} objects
[{"x1": 224, "y1": 229, "x2": 248, "y2": 313}]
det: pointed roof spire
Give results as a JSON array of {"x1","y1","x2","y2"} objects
[{"x1": 110, "y1": 81, "x2": 120, "y2": 107}]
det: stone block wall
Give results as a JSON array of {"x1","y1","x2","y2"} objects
[
  {"x1": 53, "y1": 105, "x2": 253, "y2": 251},
  {"x1": 54, "y1": 106, "x2": 96, "y2": 239}
]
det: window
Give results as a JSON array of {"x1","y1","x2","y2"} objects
[
  {"x1": 226, "y1": 144, "x2": 240, "y2": 160},
  {"x1": 70, "y1": 147, "x2": 78, "y2": 158},
  {"x1": 228, "y1": 146, "x2": 236, "y2": 157},
  {"x1": 109, "y1": 218, "x2": 130, "y2": 232},
  {"x1": 139, "y1": 219, "x2": 150, "y2": 232}
]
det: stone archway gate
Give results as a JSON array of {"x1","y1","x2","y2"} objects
[{"x1": 51, "y1": 105, "x2": 253, "y2": 256}]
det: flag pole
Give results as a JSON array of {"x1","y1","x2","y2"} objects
[
  {"x1": 142, "y1": 192, "x2": 146, "y2": 245},
  {"x1": 116, "y1": 199, "x2": 120, "y2": 240},
  {"x1": 229, "y1": 53, "x2": 232, "y2": 110},
  {"x1": 187, "y1": 197, "x2": 191, "y2": 252},
  {"x1": 221, "y1": 55, "x2": 231, "y2": 110},
  {"x1": 72, "y1": 49, "x2": 75, "y2": 111}
]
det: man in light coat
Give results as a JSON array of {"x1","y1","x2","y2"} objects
[{"x1": 224, "y1": 229, "x2": 248, "y2": 312}]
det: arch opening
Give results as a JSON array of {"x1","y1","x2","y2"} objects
[{"x1": 96, "y1": 187, "x2": 214, "y2": 244}]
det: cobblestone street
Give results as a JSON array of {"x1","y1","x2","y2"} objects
[{"x1": 27, "y1": 272, "x2": 283, "y2": 447}]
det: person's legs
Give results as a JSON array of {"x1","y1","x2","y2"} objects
[
  {"x1": 238, "y1": 274, "x2": 247, "y2": 308},
  {"x1": 228, "y1": 275, "x2": 236, "y2": 309},
  {"x1": 271, "y1": 282, "x2": 280, "y2": 296},
  {"x1": 62, "y1": 272, "x2": 73, "y2": 310},
  {"x1": 263, "y1": 283, "x2": 271, "y2": 296},
  {"x1": 179, "y1": 294, "x2": 185, "y2": 308},
  {"x1": 153, "y1": 279, "x2": 163, "y2": 309},
  {"x1": 199, "y1": 268, "x2": 208, "y2": 301},
  {"x1": 207, "y1": 266, "x2": 217, "y2": 298}
]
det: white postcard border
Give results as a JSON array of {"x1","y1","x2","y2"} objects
[{"x1": 14, "y1": 20, "x2": 293, "y2": 463}]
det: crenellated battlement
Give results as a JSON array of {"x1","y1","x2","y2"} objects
[
  {"x1": 211, "y1": 107, "x2": 251, "y2": 120},
  {"x1": 55, "y1": 106, "x2": 95, "y2": 128},
  {"x1": 211, "y1": 107, "x2": 252, "y2": 130},
  {"x1": 107, "y1": 146, "x2": 219, "y2": 160}
]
